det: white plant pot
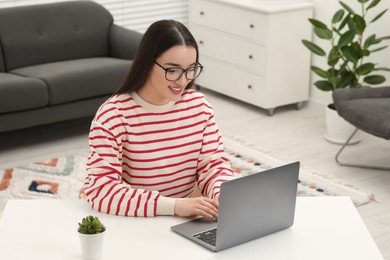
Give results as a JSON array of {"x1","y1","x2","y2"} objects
[
  {"x1": 78, "y1": 231, "x2": 105, "y2": 260},
  {"x1": 324, "y1": 105, "x2": 361, "y2": 145}
]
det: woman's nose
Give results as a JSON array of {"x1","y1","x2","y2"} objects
[{"x1": 176, "y1": 73, "x2": 190, "y2": 86}]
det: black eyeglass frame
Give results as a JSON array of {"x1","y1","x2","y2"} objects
[{"x1": 154, "y1": 61, "x2": 203, "y2": 81}]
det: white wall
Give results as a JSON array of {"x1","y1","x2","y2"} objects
[{"x1": 309, "y1": 0, "x2": 390, "y2": 105}]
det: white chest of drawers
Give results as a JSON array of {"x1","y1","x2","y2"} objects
[{"x1": 189, "y1": 0, "x2": 313, "y2": 115}]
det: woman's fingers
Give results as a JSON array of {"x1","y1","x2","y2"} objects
[
  {"x1": 196, "y1": 206, "x2": 214, "y2": 218},
  {"x1": 174, "y1": 197, "x2": 219, "y2": 218},
  {"x1": 197, "y1": 198, "x2": 219, "y2": 218}
]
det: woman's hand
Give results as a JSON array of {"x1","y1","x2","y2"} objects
[{"x1": 174, "y1": 197, "x2": 219, "y2": 219}]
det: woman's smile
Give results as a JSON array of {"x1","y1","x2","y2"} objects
[{"x1": 168, "y1": 85, "x2": 184, "y2": 95}]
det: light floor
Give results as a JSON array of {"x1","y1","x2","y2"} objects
[{"x1": 0, "y1": 88, "x2": 389, "y2": 259}]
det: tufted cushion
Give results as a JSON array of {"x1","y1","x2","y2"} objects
[
  {"x1": 0, "y1": 73, "x2": 48, "y2": 113},
  {"x1": 11, "y1": 58, "x2": 132, "y2": 105},
  {"x1": 0, "y1": 1, "x2": 113, "y2": 71},
  {"x1": 333, "y1": 87, "x2": 390, "y2": 140}
]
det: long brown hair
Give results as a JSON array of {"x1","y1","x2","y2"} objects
[{"x1": 115, "y1": 20, "x2": 199, "y2": 95}]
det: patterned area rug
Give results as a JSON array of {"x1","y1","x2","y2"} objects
[
  {"x1": 0, "y1": 136, "x2": 374, "y2": 216},
  {"x1": 222, "y1": 137, "x2": 374, "y2": 206}
]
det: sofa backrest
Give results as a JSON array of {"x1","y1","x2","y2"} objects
[{"x1": 0, "y1": 1, "x2": 114, "y2": 71}]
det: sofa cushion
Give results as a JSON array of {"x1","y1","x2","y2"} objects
[
  {"x1": 12, "y1": 58, "x2": 132, "y2": 105},
  {"x1": 0, "y1": 1, "x2": 113, "y2": 71},
  {"x1": 0, "y1": 73, "x2": 48, "y2": 114}
]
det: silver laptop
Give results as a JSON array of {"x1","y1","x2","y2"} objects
[{"x1": 171, "y1": 161, "x2": 300, "y2": 252}]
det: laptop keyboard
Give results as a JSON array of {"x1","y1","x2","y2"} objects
[{"x1": 193, "y1": 228, "x2": 217, "y2": 246}]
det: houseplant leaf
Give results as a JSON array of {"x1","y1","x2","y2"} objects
[
  {"x1": 308, "y1": 18, "x2": 328, "y2": 29},
  {"x1": 366, "y1": 0, "x2": 381, "y2": 11},
  {"x1": 360, "y1": 48, "x2": 370, "y2": 57},
  {"x1": 376, "y1": 35, "x2": 390, "y2": 41},
  {"x1": 302, "y1": 40, "x2": 326, "y2": 56},
  {"x1": 364, "y1": 34, "x2": 376, "y2": 48},
  {"x1": 314, "y1": 27, "x2": 332, "y2": 39},
  {"x1": 375, "y1": 67, "x2": 390, "y2": 72},
  {"x1": 371, "y1": 9, "x2": 388, "y2": 23},
  {"x1": 340, "y1": 46, "x2": 360, "y2": 63},
  {"x1": 311, "y1": 66, "x2": 330, "y2": 78},
  {"x1": 371, "y1": 46, "x2": 388, "y2": 52},
  {"x1": 356, "y1": 63, "x2": 375, "y2": 75},
  {"x1": 328, "y1": 46, "x2": 341, "y2": 66},
  {"x1": 338, "y1": 13, "x2": 351, "y2": 31},
  {"x1": 351, "y1": 15, "x2": 366, "y2": 35},
  {"x1": 363, "y1": 75, "x2": 386, "y2": 84},
  {"x1": 314, "y1": 80, "x2": 334, "y2": 91},
  {"x1": 338, "y1": 30, "x2": 356, "y2": 47},
  {"x1": 339, "y1": 1, "x2": 355, "y2": 15},
  {"x1": 370, "y1": 35, "x2": 390, "y2": 45},
  {"x1": 337, "y1": 71, "x2": 355, "y2": 88},
  {"x1": 351, "y1": 41, "x2": 362, "y2": 53},
  {"x1": 332, "y1": 9, "x2": 345, "y2": 24}
]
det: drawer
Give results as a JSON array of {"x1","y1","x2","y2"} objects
[
  {"x1": 190, "y1": 0, "x2": 268, "y2": 44},
  {"x1": 196, "y1": 57, "x2": 268, "y2": 106},
  {"x1": 191, "y1": 26, "x2": 266, "y2": 75}
]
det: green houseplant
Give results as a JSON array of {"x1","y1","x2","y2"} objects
[
  {"x1": 302, "y1": 0, "x2": 390, "y2": 96},
  {"x1": 78, "y1": 215, "x2": 106, "y2": 260},
  {"x1": 302, "y1": 0, "x2": 390, "y2": 143}
]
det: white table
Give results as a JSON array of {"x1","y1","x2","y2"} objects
[{"x1": 0, "y1": 197, "x2": 383, "y2": 260}]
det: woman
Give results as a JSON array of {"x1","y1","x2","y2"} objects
[{"x1": 84, "y1": 20, "x2": 234, "y2": 218}]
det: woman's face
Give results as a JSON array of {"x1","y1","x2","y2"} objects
[{"x1": 139, "y1": 45, "x2": 197, "y2": 105}]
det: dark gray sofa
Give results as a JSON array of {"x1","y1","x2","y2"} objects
[{"x1": 0, "y1": 1, "x2": 142, "y2": 133}]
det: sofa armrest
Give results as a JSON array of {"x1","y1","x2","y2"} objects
[{"x1": 109, "y1": 24, "x2": 143, "y2": 60}]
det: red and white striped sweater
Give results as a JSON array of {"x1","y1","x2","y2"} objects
[{"x1": 84, "y1": 89, "x2": 234, "y2": 217}]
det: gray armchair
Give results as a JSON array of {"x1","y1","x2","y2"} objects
[{"x1": 332, "y1": 86, "x2": 390, "y2": 170}]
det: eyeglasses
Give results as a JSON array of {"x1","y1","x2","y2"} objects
[{"x1": 154, "y1": 61, "x2": 203, "y2": 81}]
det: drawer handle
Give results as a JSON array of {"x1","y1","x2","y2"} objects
[
  {"x1": 200, "y1": 11, "x2": 205, "y2": 16},
  {"x1": 199, "y1": 40, "x2": 204, "y2": 45},
  {"x1": 249, "y1": 24, "x2": 255, "y2": 29},
  {"x1": 248, "y1": 85, "x2": 252, "y2": 89},
  {"x1": 249, "y1": 55, "x2": 253, "y2": 59}
]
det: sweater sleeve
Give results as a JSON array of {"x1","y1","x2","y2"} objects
[
  {"x1": 83, "y1": 119, "x2": 176, "y2": 217},
  {"x1": 196, "y1": 101, "x2": 235, "y2": 199}
]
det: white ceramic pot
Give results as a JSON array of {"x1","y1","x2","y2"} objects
[
  {"x1": 78, "y1": 231, "x2": 105, "y2": 260},
  {"x1": 324, "y1": 104, "x2": 361, "y2": 145}
]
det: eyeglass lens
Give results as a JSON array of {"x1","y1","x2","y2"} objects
[{"x1": 166, "y1": 66, "x2": 202, "y2": 81}]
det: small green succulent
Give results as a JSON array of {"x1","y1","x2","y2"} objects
[{"x1": 78, "y1": 215, "x2": 106, "y2": 234}]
